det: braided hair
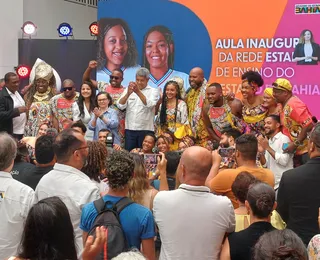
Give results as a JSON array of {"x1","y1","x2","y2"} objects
[
  {"x1": 159, "y1": 80, "x2": 182, "y2": 127},
  {"x1": 81, "y1": 141, "x2": 108, "y2": 182}
]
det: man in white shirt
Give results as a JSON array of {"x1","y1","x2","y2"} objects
[
  {"x1": 117, "y1": 67, "x2": 159, "y2": 151},
  {"x1": 35, "y1": 128, "x2": 100, "y2": 257},
  {"x1": 0, "y1": 72, "x2": 27, "y2": 139},
  {"x1": 0, "y1": 133, "x2": 35, "y2": 260},
  {"x1": 153, "y1": 146, "x2": 235, "y2": 260},
  {"x1": 258, "y1": 115, "x2": 294, "y2": 191}
]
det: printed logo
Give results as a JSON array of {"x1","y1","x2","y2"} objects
[{"x1": 295, "y1": 3, "x2": 320, "y2": 14}]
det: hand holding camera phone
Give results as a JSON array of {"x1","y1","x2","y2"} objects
[{"x1": 218, "y1": 147, "x2": 236, "y2": 157}]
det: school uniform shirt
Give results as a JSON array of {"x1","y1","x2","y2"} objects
[
  {"x1": 0, "y1": 171, "x2": 35, "y2": 260},
  {"x1": 148, "y1": 69, "x2": 190, "y2": 91},
  {"x1": 96, "y1": 66, "x2": 140, "y2": 88},
  {"x1": 117, "y1": 86, "x2": 159, "y2": 131}
]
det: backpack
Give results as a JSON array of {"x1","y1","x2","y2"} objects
[{"x1": 87, "y1": 197, "x2": 134, "y2": 260}]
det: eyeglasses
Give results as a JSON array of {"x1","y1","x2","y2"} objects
[
  {"x1": 62, "y1": 87, "x2": 73, "y2": 91},
  {"x1": 98, "y1": 98, "x2": 108, "y2": 102},
  {"x1": 110, "y1": 76, "x2": 120, "y2": 80}
]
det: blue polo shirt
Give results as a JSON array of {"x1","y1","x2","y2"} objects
[{"x1": 80, "y1": 195, "x2": 156, "y2": 249}]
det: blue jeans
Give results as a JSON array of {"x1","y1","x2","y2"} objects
[{"x1": 125, "y1": 130, "x2": 154, "y2": 152}]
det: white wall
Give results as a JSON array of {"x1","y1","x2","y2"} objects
[
  {"x1": 23, "y1": 0, "x2": 97, "y2": 39},
  {"x1": 0, "y1": 0, "x2": 24, "y2": 77},
  {"x1": 0, "y1": 0, "x2": 97, "y2": 77}
]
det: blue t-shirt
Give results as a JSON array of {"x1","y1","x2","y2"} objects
[{"x1": 80, "y1": 195, "x2": 156, "y2": 249}]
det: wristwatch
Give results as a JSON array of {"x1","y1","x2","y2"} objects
[
  {"x1": 294, "y1": 140, "x2": 302, "y2": 147},
  {"x1": 99, "y1": 115, "x2": 104, "y2": 120}
]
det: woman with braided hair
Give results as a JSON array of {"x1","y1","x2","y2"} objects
[
  {"x1": 220, "y1": 182, "x2": 277, "y2": 260},
  {"x1": 81, "y1": 141, "x2": 109, "y2": 193},
  {"x1": 155, "y1": 80, "x2": 191, "y2": 150}
]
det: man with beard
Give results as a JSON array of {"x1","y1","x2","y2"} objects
[
  {"x1": 257, "y1": 115, "x2": 293, "y2": 191},
  {"x1": 218, "y1": 128, "x2": 242, "y2": 169},
  {"x1": 202, "y1": 83, "x2": 246, "y2": 143},
  {"x1": 186, "y1": 67, "x2": 210, "y2": 148},
  {"x1": 50, "y1": 79, "x2": 79, "y2": 132},
  {"x1": 35, "y1": 128, "x2": 100, "y2": 257},
  {"x1": 206, "y1": 134, "x2": 274, "y2": 208}
]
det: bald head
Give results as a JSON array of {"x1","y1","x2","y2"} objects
[
  {"x1": 62, "y1": 79, "x2": 76, "y2": 99},
  {"x1": 179, "y1": 146, "x2": 212, "y2": 183},
  {"x1": 63, "y1": 79, "x2": 74, "y2": 88},
  {"x1": 190, "y1": 67, "x2": 204, "y2": 77},
  {"x1": 189, "y1": 67, "x2": 205, "y2": 89}
]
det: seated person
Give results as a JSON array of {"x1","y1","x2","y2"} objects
[
  {"x1": 71, "y1": 121, "x2": 87, "y2": 136},
  {"x1": 131, "y1": 134, "x2": 157, "y2": 154}
]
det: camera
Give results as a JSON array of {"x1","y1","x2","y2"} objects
[{"x1": 105, "y1": 132, "x2": 114, "y2": 148}]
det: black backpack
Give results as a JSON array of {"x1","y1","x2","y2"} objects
[{"x1": 87, "y1": 197, "x2": 134, "y2": 260}]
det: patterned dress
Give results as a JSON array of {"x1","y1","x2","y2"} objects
[
  {"x1": 156, "y1": 100, "x2": 189, "y2": 134},
  {"x1": 242, "y1": 102, "x2": 267, "y2": 136},
  {"x1": 208, "y1": 99, "x2": 247, "y2": 137},
  {"x1": 186, "y1": 79, "x2": 210, "y2": 148},
  {"x1": 156, "y1": 100, "x2": 190, "y2": 150},
  {"x1": 25, "y1": 92, "x2": 52, "y2": 137},
  {"x1": 98, "y1": 82, "x2": 126, "y2": 148},
  {"x1": 50, "y1": 93, "x2": 79, "y2": 132},
  {"x1": 280, "y1": 96, "x2": 313, "y2": 155}
]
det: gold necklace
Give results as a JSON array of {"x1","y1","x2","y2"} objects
[{"x1": 33, "y1": 89, "x2": 51, "y2": 102}]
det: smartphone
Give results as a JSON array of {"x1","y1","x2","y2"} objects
[
  {"x1": 219, "y1": 147, "x2": 236, "y2": 157},
  {"x1": 282, "y1": 143, "x2": 289, "y2": 150},
  {"x1": 144, "y1": 154, "x2": 161, "y2": 164},
  {"x1": 144, "y1": 154, "x2": 161, "y2": 178}
]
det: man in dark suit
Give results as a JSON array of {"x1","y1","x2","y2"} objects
[
  {"x1": 0, "y1": 72, "x2": 27, "y2": 137},
  {"x1": 277, "y1": 123, "x2": 320, "y2": 245}
]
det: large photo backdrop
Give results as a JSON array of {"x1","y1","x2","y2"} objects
[{"x1": 98, "y1": 0, "x2": 320, "y2": 118}]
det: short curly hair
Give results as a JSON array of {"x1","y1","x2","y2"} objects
[
  {"x1": 241, "y1": 71, "x2": 264, "y2": 87},
  {"x1": 106, "y1": 150, "x2": 134, "y2": 190},
  {"x1": 232, "y1": 172, "x2": 257, "y2": 204}
]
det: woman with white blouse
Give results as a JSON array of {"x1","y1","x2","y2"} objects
[{"x1": 72, "y1": 81, "x2": 96, "y2": 140}]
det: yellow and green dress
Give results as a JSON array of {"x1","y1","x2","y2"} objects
[{"x1": 156, "y1": 99, "x2": 191, "y2": 151}]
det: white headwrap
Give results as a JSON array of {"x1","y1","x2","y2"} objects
[{"x1": 29, "y1": 58, "x2": 62, "y2": 91}]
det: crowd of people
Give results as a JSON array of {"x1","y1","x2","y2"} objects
[{"x1": 0, "y1": 57, "x2": 320, "y2": 260}]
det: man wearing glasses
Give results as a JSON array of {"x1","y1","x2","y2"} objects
[
  {"x1": 272, "y1": 78, "x2": 314, "y2": 167},
  {"x1": 50, "y1": 79, "x2": 79, "y2": 132},
  {"x1": 83, "y1": 60, "x2": 126, "y2": 147},
  {"x1": 35, "y1": 128, "x2": 100, "y2": 258}
]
